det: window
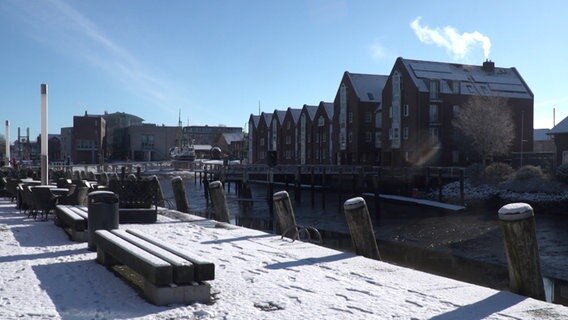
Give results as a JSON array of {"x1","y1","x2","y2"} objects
[
  {"x1": 375, "y1": 112, "x2": 382, "y2": 128},
  {"x1": 389, "y1": 128, "x2": 393, "y2": 140},
  {"x1": 141, "y1": 135, "x2": 154, "y2": 148},
  {"x1": 453, "y1": 105, "x2": 460, "y2": 117},
  {"x1": 322, "y1": 133, "x2": 326, "y2": 142},
  {"x1": 429, "y1": 104, "x2": 439, "y2": 122},
  {"x1": 389, "y1": 106, "x2": 392, "y2": 119},
  {"x1": 285, "y1": 135, "x2": 291, "y2": 145},
  {"x1": 348, "y1": 112, "x2": 353, "y2": 123},
  {"x1": 367, "y1": 92, "x2": 375, "y2": 100},
  {"x1": 452, "y1": 81, "x2": 460, "y2": 94},
  {"x1": 364, "y1": 112, "x2": 372, "y2": 123},
  {"x1": 375, "y1": 132, "x2": 382, "y2": 148},
  {"x1": 365, "y1": 132, "x2": 373, "y2": 142},
  {"x1": 348, "y1": 132, "x2": 352, "y2": 143},
  {"x1": 259, "y1": 151, "x2": 265, "y2": 160},
  {"x1": 315, "y1": 133, "x2": 319, "y2": 143},
  {"x1": 393, "y1": 128, "x2": 400, "y2": 141},
  {"x1": 403, "y1": 127, "x2": 409, "y2": 140},
  {"x1": 285, "y1": 150, "x2": 292, "y2": 159},
  {"x1": 403, "y1": 104, "x2": 409, "y2": 117},
  {"x1": 260, "y1": 138, "x2": 265, "y2": 146},
  {"x1": 429, "y1": 127, "x2": 439, "y2": 142},
  {"x1": 287, "y1": 122, "x2": 291, "y2": 129},
  {"x1": 429, "y1": 80, "x2": 440, "y2": 99}
]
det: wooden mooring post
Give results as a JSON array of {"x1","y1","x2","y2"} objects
[
  {"x1": 321, "y1": 167, "x2": 326, "y2": 210},
  {"x1": 208, "y1": 180, "x2": 230, "y2": 223},
  {"x1": 150, "y1": 175, "x2": 165, "y2": 207},
  {"x1": 273, "y1": 191, "x2": 298, "y2": 240},
  {"x1": 344, "y1": 197, "x2": 381, "y2": 260},
  {"x1": 171, "y1": 176, "x2": 189, "y2": 213},
  {"x1": 498, "y1": 203, "x2": 545, "y2": 300}
]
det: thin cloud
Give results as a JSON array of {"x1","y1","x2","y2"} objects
[
  {"x1": 410, "y1": 17, "x2": 491, "y2": 60},
  {"x1": 370, "y1": 42, "x2": 387, "y2": 60},
  {"x1": 6, "y1": 0, "x2": 176, "y2": 111},
  {"x1": 535, "y1": 96, "x2": 568, "y2": 109}
]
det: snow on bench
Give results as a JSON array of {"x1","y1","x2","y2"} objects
[{"x1": 94, "y1": 229, "x2": 214, "y2": 306}]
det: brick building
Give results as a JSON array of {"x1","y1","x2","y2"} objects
[
  {"x1": 72, "y1": 113, "x2": 106, "y2": 164},
  {"x1": 381, "y1": 58, "x2": 534, "y2": 167}
]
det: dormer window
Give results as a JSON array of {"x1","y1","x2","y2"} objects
[{"x1": 429, "y1": 80, "x2": 440, "y2": 99}]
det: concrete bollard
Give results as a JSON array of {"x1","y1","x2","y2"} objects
[
  {"x1": 344, "y1": 197, "x2": 381, "y2": 260},
  {"x1": 208, "y1": 180, "x2": 230, "y2": 223},
  {"x1": 171, "y1": 176, "x2": 189, "y2": 213},
  {"x1": 498, "y1": 203, "x2": 545, "y2": 300},
  {"x1": 273, "y1": 191, "x2": 298, "y2": 240}
]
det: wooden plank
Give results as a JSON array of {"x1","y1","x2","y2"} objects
[
  {"x1": 111, "y1": 229, "x2": 194, "y2": 284},
  {"x1": 125, "y1": 229, "x2": 215, "y2": 281},
  {"x1": 94, "y1": 230, "x2": 173, "y2": 286}
]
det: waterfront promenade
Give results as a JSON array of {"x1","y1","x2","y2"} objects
[{"x1": 1, "y1": 198, "x2": 567, "y2": 319}]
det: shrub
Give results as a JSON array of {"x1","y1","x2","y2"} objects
[
  {"x1": 483, "y1": 162, "x2": 513, "y2": 183},
  {"x1": 466, "y1": 163, "x2": 485, "y2": 182},
  {"x1": 515, "y1": 165, "x2": 544, "y2": 181},
  {"x1": 556, "y1": 164, "x2": 568, "y2": 183}
]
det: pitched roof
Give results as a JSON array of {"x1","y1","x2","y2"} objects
[
  {"x1": 260, "y1": 112, "x2": 272, "y2": 126},
  {"x1": 250, "y1": 115, "x2": 260, "y2": 128},
  {"x1": 534, "y1": 129, "x2": 551, "y2": 141},
  {"x1": 399, "y1": 58, "x2": 533, "y2": 99},
  {"x1": 288, "y1": 108, "x2": 302, "y2": 124},
  {"x1": 346, "y1": 72, "x2": 388, "y2": 103},
  {"x1": 221, "y1": 132, "x2": 244, "y2": 143},
  {"x1": 549, "y1": 116, "x2": 568, "y2": 134},
  {"x1": 321, "y1": 102, "x2": 334, "y2": 119},
  {"x1": 303, "y1": 104, "x2": 318, "y2": 120}
]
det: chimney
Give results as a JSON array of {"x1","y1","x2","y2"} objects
[{"x1": 482, "y1": 59, "x2": 495, "y2": 73}]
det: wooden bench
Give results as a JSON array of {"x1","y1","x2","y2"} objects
[
  {"x1": 54, "y1": 205, "x2": 89, "y2": 242},
  {"x1": 94, "y1": 228, "x2": 215, "y2": 306},
  {"x1": 108, "y1": 180, "x2": 159, "y2": 223}
]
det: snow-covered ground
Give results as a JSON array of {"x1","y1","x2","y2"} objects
[
  {"x1": 436, "y1": 181, "x2": 568, "y2": 203},
  {"x1": 1, "y1": 199, "x2": 567, "y2": 319}
]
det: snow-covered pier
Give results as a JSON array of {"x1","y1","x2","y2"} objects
[{"x1": 0, "y1": 199, "x2": 566, "y2": 319}]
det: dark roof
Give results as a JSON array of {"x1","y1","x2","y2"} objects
[
  {"x1": 303, "y1": 104, "x2": 318, "y2": 121},
  {"x1": 399, "y1": 57, "x2": 533, "y2": 99},
  {"x1": 288, "y1": 108, "x2": 302, "y2": 124},
  {"x1": 346, "y1": 72, "x2": 388, "y2": 103},
  {"x1": 321, "y1": 102, "x2": 334, "y2": 119},
  {"x1": 549, "y1": 116, "x2": 568, "y2": 134},
  {"x1": 534, "y1": 129, "x2": 551, "y2": 141}
]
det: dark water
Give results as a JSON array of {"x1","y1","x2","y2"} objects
[{"x1": 157, "y1": 174, "x2": 568, "y2": 304}]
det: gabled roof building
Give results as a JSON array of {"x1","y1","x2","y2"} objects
[
  {"x1": 381, "y1": 57, "x2": 533, "y2": 167},
  {"x1": 333, "y1": 71, "x2": 388, "y2": 165}
]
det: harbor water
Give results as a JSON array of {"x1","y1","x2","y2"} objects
[{"x1": 157, "y1": 173, "x2": 568, "y2": 305}]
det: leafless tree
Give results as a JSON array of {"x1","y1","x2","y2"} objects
[{"x1": 453, "y1": 96, "x2": 514, "y2": 164}]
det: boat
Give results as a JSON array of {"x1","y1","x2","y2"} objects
[{"x1": 169, "y1": 145, "x2": 196, "y2": 162}]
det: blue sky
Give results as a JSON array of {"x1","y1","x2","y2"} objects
[{"x1": 1, "y1": 0, "x2": 567, "y2": 140}]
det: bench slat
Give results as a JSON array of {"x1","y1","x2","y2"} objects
[
  {"x1": 69, "y1": 206, "x2": 89, "y2": 220},
  {"x1": 126, "y1": 229, "x2": 215, "y2": 281},
  {"x1": 111, "y1": 229, "x2": 195, "y2": 284},
  {"x1": 55, "y1": 205, "x2": 87, "y2": 231},
  {"x1": 95, "y1": 230, "x2": 173, "y2": 286}
]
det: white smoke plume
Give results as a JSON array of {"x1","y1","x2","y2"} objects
[{"x1": 410, "y1": 17, "x2": 491, "y2": 59}]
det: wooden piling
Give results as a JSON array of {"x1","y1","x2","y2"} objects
[
  {"x1": 459, "y1": 168, "x2": 465, "y2": 205},
  {"x1": 171, "y1": 176, "x2": 189, "y2": 213},
  {"x1": 149, "y1": 175, "x2": 165, "y2": 207},
  {"x1": 321, "y1": 167, "x2": 326, "y2": 210},
  {"x1": 498, "y1": 203, "x2": 545, "y2": 300},
  {"x1": 310, "y1": 166, "x2": 315, "y2": 208},
  {"x1": 344, "y1": 197, "x2": 381, "y2": 260},
  {"x1": 209, "y1": 180, "x2": 230, "y2": 223},
  {"x1": 273, "y1": 191, "x2": 298, "y2": 240},
  {"x1": 294, "y1": 166, "x2": 301, "y2": 204}
]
